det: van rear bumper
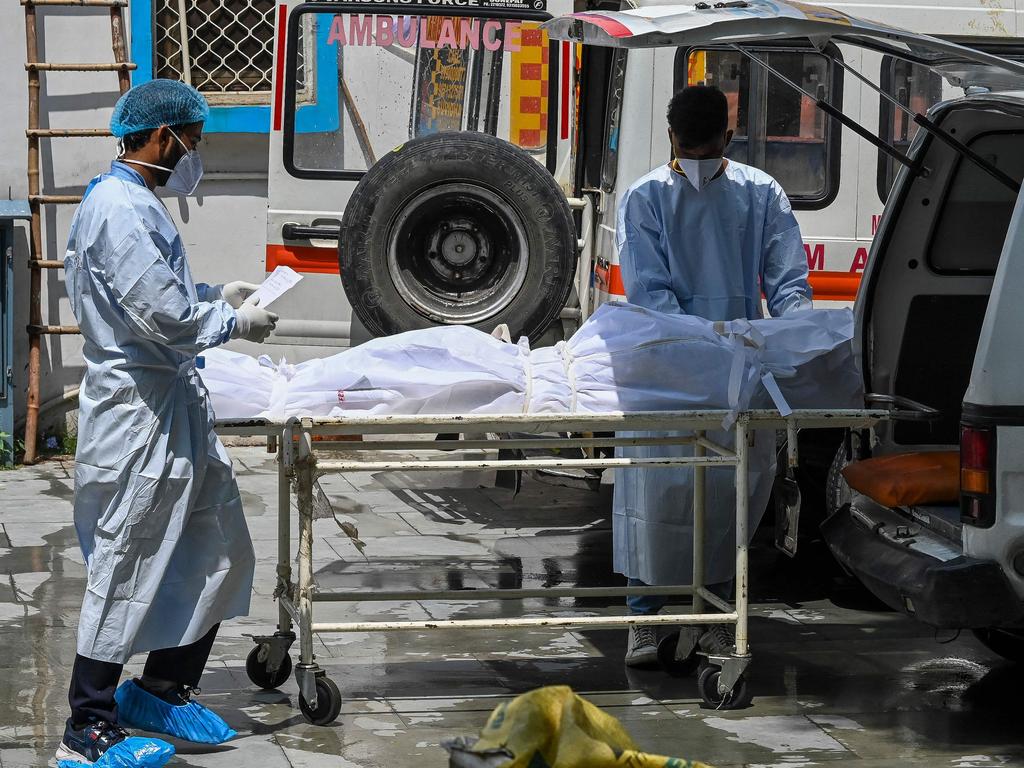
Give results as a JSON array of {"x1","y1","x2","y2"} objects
[{"x1": 822, "y1": 502, "x2": 1024, "y2": 629}]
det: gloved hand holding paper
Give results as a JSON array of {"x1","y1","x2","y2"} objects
[{"x1": 247, "y1": 265, "x2": 303, "y2": 309}]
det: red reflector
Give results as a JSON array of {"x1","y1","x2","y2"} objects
[
  {"x1": 960, "y1": 424, "x2": 996, "y2": 527},
  {"x1": 960, "y1": 425, "x2": 992, "y2": 472}
]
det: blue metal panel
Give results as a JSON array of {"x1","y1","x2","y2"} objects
[
  {"x1": 129, "y1": 1, "x2": 339, "y2": 134},
  {"x1": 0, "y1": 201, "x2": 30, "y2": 467}
]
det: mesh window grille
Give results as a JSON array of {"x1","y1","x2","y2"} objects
[{"x1": 154, "y1": 0, "x2": 277, "y2": 105}]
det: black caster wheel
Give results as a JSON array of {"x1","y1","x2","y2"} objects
[
  {"x1": 299, "y1": 676, "x2": 343, "y2": 725},
  {"x1": 657, "y1": 630, "x2": 702, "y2": 677},
  {"x1": 697, "y1": 664, "x2": 752, "y2": 710},
  {"x1": 246, "y1": 644, "x2": 293, "y2": 690}
]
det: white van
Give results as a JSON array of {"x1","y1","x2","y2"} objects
[
  {"x1": 820, "y1": 91, "x2": 1024, "y2": 659},
  {"x1": 262, "y1": 0, "x2": 1022, "y2": 350}
]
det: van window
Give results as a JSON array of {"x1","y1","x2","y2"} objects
[
  {"x1": 676, "y1": 46, "x2": 841, "y2": 207},
  {"x1": 928, "y1": 131, "x2": 1024, "y2": 275},
  {"x1": 284, "y1": 10, "x2": 556, "y2": 179},
  {"x1": 877, "y1": 59, "x2": 943, "y2": 202}
]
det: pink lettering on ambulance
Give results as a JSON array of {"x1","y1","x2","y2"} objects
[
  {"x1": 436, "y1": 18, "x2": 458, "y2": 48},
  {"x1": 327, "y1": 15, "x2": 347, "y2": 45},
  {"x1": 349, "y1": 14, "x2": 372, "y2": 46},
  {"x1": 420, "y1": 16, "x2": 437, "y2": 48},
  {"x1": 871, "y1": 214, "x2": 881, "y2": 236},
  {"x1": 804, "y1": 242, "x2": 825, "y2": 270},
  {"x1": 504, "y1": 21, "x2": 522, "y2": 52},
  {"x1": 851, "y1": 247, "x2": 868, "y2": 272},
  {"x1": 482, "y1": 20, "x2": 502, "y2": 51},
  {"x1": 459, "y1": 18, "x2": 480, "y2": 49},
  {"x1": 397, "y1": 16, "x2": 418, "y2": 46},
  {"x1": 375, "y1": 15, "x2": 395, "y2": 46}
]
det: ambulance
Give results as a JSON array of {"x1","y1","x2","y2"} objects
[{"x1": 264, "y1": 0, "x2": 1023, "y2": 349}]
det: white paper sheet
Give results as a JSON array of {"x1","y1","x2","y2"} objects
[{"x1": 248, "y1": 266, "x2": 303, "y2": 309}]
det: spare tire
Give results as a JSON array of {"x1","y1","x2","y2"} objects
[{"x1": 339, "y1": 132, "x2": 576, "y2": 343}]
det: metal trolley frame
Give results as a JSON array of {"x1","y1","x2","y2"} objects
[{"x1": 218, "y1": 408, "x2": 885, "y2": 723}]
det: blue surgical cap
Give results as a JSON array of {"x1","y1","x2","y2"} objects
[{"x1": 110, "y1": 79, "x2": 210, "y2": 138}]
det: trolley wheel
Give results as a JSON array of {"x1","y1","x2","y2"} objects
[
  {"x1": 657, "y1": 630, "x2": 702, "y2": 677},
  {"x1": 697, "y1": 664, "x2": 752, "y2": 710},
  {"x1": 246, "y1": 645, "x2": 293, "y2": 690},
  {"x1": 299, "y1": 676, "x2": 343, "y2": 725}
]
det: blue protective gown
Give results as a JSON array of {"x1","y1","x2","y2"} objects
[
  {"x1": 613, "y1": 160, "x2": 811, "y2": 587},
  {"x1": 65, "y1": 161, "x2": 255, "y2": 663}
]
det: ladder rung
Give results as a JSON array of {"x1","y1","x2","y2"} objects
[
  {"x1": 29, "y1": 260, "x2": 66, "y2": 269},
  {"x1": 28, "y1": 325, "x2": 81, "y2": 336},
  {"x1": 26, "y1": 62, "x2": 136, "y2": 72},
  {"x1": 30, "y1": 194, "x2": 83, "y2": 205},
  {"x1": 22, "y1": 0, "x2": 128, "y2": 5},
  {"x1": 27, "y1": 128, "x2": 113, "y2": 138}
]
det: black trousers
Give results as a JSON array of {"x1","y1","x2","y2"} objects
[{"x1": 68, "y1": 623, "x2": 220, "y2": 726}]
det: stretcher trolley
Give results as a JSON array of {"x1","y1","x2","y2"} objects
[{"x1": 217, "y1": 408, "x2": 887, "y2": 724}]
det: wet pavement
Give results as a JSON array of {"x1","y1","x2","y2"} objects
[{"x1": 1, "y1": 445, "x2": 1023, "y2": 767}]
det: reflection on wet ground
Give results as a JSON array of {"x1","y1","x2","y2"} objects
[{"x1": 1, "y1": 447, "x2": 1023, "y2": 767}]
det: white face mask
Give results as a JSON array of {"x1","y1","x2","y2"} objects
[
  {"x1": 675, "y1": 157, "x2": 723, "y2": 192},
  {"x1": 120, "y1": 130, "x2": 204, "y2": 195}
]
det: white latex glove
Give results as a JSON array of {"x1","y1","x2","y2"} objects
[
  {"x1": 221, "y1": 280, "x2": 262, "y2": 309},
  {"x1": 232, "y1": 298, "x2": 279, "y2": 343}
]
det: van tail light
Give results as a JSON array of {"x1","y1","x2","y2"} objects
[{"x1": 961, "y1": 424, "x2": 995, "y2": 527}]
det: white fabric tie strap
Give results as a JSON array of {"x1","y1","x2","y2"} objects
[
  {"x1": 519, "y1": 337, "x2": 533, "y2": 414},
  {"x1": 258, "y1": 354, "x2": 297, "y2": 380},
  {"x1": 557, "y1": 341, "x2": 579, "y2": 413},
  {"x1": 713, "y1": 318, "x2": 793, "y2": 426},
  {"x1": 760, "y1": 371, "x2": 792, "y2": 416}
]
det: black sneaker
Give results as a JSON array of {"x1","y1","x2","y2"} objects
[
  {"x1": 55, "y1": 718, "x2": 128, "y2": 764},
  {"x1": 625, "y1": 624, "x2": 660, "y2": 668},
  {"x1": 699, "y1": 624, "x2": 737, "y2": 656}
]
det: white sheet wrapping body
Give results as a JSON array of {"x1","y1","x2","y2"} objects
[{"x1": 200, "y1": 303, "x2": 862, "y2": 586}]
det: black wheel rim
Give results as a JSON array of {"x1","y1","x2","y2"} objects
[{"x1": 387, "y1": 183, "x2": 529, "y2": 324}]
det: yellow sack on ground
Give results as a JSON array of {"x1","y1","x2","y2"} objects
[{"x1": 444, "y1": 685, "x2": 713, "y2": 768}]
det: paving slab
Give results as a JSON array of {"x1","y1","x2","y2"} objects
[{"x1": 1, "y1": 446, "x2": 1021, "y2": 767}]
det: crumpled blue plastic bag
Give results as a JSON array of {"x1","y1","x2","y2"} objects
[{"x1": 57, "y1": 736, "x2": 175, "y2": 768}]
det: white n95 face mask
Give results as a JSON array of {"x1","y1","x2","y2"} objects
[
  {"x1": 119, "y1": 130, "x2": 204, "y2": 195},
  {"x1": 675, "y1": 157, "x2": 723, "y2": 192}
]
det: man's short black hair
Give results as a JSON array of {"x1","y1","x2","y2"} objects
[
  {"x1": 667, "y1": 86, "x2": 729, "y2": 149},
  {"x1": 120, "y1": 124, "x2": 188, "y2": 153}
]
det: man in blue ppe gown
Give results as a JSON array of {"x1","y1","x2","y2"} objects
[
  {"x1": 57, "y1": 80, "x2": 279, "y2": 766},
  {"x1": 615, "y1": 86, "x2": 812, "y2": 667}
]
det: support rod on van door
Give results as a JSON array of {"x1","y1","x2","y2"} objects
[
  {"x1": 826, "y1": 53, "x2": 1021, "y2": 195},
  {"x1": 912, "y1": 113, "x2": 1020, "y2": 194},
  {"x1": 731, "y1": 46, "x2": 921, "y2": 176}
]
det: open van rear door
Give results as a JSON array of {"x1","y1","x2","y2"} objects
[{"x1": 267, "y1": 0, "x2": 579, "y2": 348}]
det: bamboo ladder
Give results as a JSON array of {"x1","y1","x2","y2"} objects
[{"x1": 22, "y1": 0, "x2": 135, "y2": 463}]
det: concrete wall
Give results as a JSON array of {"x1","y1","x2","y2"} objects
[{"x1": 1, "y1": 4, "x2": 271, "y2": 437}]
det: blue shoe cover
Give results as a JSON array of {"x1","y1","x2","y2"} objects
[
  {"x1": 57, "y1": 736, "x2": 175, "y2": 768},
  {"x1": 115, "y1": 680, "x2": 237, "y2": 745}
]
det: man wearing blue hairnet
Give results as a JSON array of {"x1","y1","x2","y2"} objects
[
  {"x1": 615, "y1": 86, "x2": 811, "y2": 668},
  {"x1": 57, "y1": 79, "x2": 279, "y2": 767}
]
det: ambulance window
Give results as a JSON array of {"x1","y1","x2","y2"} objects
[
  {"x1": 928, "y1": 131, "x2": 1024, "y2": 275},
  {"x1": 877, "y1": 58, "x2": 943, "y2": 202},
  {"x1": 283, "y1": 11, "x2": 556, "y2": 178},
  {"x1": 599, "y1": 49, "x2": 627, "y2": 192},
  {"x1": 676, "y1": 46, "x2": 841, "y2": 208}
]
